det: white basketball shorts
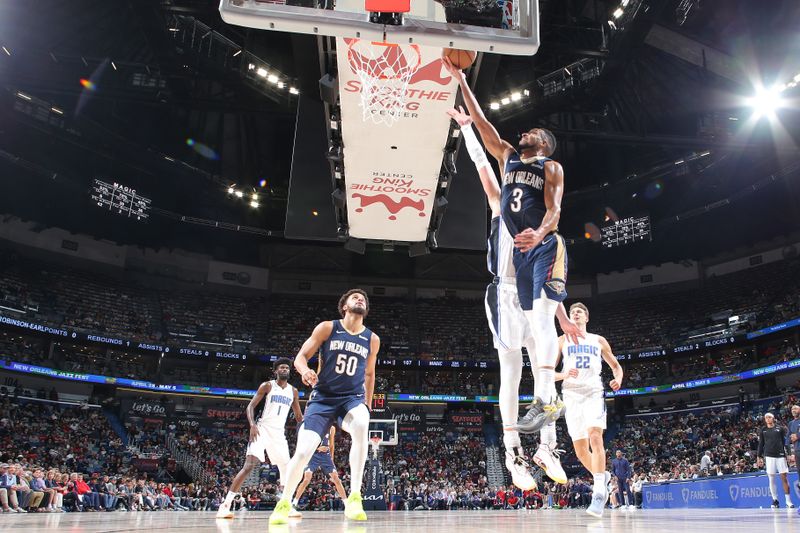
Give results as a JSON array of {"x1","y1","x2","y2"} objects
[
  {"x1": 562, "y1": 389, "x2": 607, "y2": 441},
  {"x1": 765, "y1": 456, "x2": 789, "y2": 475},
  {"x1": 485, "y1": 279, "x2": 532, "y2": 351},
  {"x1": 246, "y1": 424, "x2": 290, "y2": 466}
]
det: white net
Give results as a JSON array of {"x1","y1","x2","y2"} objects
[{"x1": 346, "y1": 39, "x2": 422, "y2": 127}]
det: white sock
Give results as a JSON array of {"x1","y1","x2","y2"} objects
[
  {"x1": 498, "y1": 348, "x2": 523, "y2": 450},
  {"x1": 540, "y1": 421, "x2": 556, "y2": 449},
  {"x1": 768, "y1": 476, "x2": 778, "y2": 501},
  {"x1": 785, "y1": 493, "x2": 792, "y2": 506},
  {"x1": 224, "y1": 491, "x2": 237, "y2": 506},
  {"x1": 280, "y1": 429, "x2": 321, "y2": 503},
  {"x1": 593, "y1": 473, "x2": 606, "y2": 495},
  {"x1": 342, "y1": 403, "x2": 370, "y2": 495},
  {"x1": 537, "y1": 368, "x2": 555, "y2": 404}
]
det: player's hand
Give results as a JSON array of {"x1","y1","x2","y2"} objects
[
  {"x1": 248, "y1": 425, "x2": 260, "y2": 443},
  {"x1": 441, "y1": 55, "x2": 465, "y2": 79},
  {"x1": 301, "y1": 369, "x2": 318, "y2": 387},
  {"x1": 558, "y1": 316, "x2": 585, "y2": 345},
  {"x1": 446, "y1": 105, "x2": 473, "y2": 127},
  {"x1": 567, "y1": 368, "x2": 579, "y2": 379},
  {"x1": 609, "y1": 378, "x2": 622, "y2": 391},
  {"x1": 514, "y1": 228, "x2": 546, "y2": 253}
]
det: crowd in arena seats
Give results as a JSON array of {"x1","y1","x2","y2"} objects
[
  {"x1": 2, "y1": 249, "x2": 800, "y2": 365},
  {"x1": 608, "y1": 392, "x2": 799, "y2": 482}
]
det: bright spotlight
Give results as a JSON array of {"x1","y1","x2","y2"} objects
[
  {"x1": 235, "y1": 190, "x2": 244, "y2": 198},
  {"x1": 489, "y1": 102, "x2": 500, "y2": 110},
  {"x1": 256, "y1": 67, "x2": 267, "y2": 78},
  {"x1": 613, "y1": 8, "x2": 624, "y2": 19},
  {"x1": 511, "y1": 92, "x2": 521, "y2": 101},
  {"x1": 227, "y1": 186, "x2": 235, "y2": 195},
  {"x1": 250, "y1": 200, "x2": 259, "y2": 208},
  {"x1": 747, "y1": 85, "x2": 785, "y2": 119}
]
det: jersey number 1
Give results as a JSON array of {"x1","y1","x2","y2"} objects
[{"x1": 335, "y1": 353, "x2": 358, "y2": 376}]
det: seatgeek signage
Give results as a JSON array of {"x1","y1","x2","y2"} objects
[{"x1": 643, "y1": 473, "x2": 799, "y2": 509}]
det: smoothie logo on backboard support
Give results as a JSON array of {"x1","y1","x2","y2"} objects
[{"x1": 352, "y1": 193, "x2": 425, "y2": 221}]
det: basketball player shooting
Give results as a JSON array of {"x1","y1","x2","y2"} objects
[
  {"x1": 269, "y1": 289, "x2": 379, "y2": 525},
  {"x1": 446, "y1": 104, "x2": 583, "y2": 488},
  {"x1": 443, "y1": 57, "x2": 570, "y2": 479},
  {"x1": 216, "y1": 357, "x2": 302, "y2": 519},
  {"x1": 553, "y1": 302, "x2": 623, "y2": 517}
]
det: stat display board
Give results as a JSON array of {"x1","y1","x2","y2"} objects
[
  {"x1": 601, "y1": 215, "x2": 651, "y2": 248},
  {"x1": 91, "y1": 179, "x2": 151, "y2": 220}
]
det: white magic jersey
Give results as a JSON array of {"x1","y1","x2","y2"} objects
[
  {"x1": 487, "y1": 216, "x2": 516, "y2": 280},
  {"x1": 561, "y1": 332, "x2": 604, "y2": 395},
  {"x1": 258, "y1": 380, "x2": 294, "y2": 428}
]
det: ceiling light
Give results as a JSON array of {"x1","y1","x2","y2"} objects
[
  {"x1": 247, "y1": 63, "x2": 255, "y2": 70},
  {"x1": 250, "y1": 200, "x2": 259, "y2": 208},
  {"x1": 746, "y1": 85, "x2": 785, "y2": 119},
  {"x1": 277, "y1": 81, "x2": 285, "y2": 89},
  {"x1": 511, "y1": 92, "x2": 521, "y2": 101},
  {"x1": 500, "y1": 97, "x2": 510, "y2": 105},
  {"x1": 252, "y1": 193, "x2": 259, "y2": 201},
  {"x1": 621, "y1": 0, "x2": 630, "y2": 6},
  {"x1": 227, "y1": 186, "x2": 235, "y2": 195},
  {"x1": 256, "y1": 67, "x2": 267, "y2": 78},
  {"x1": 489, "y1": 102, "x2": 500, "y2": 110},
  {"x1": 51, "y1": 107, "x2": 63, "y2": 115},
  {"x1": 2, "y1": 46, "x2": 10, "y2": 56},
  {"x1": 235, "y1": 190, "x2": 244, "y2": 198},
  {"x1": 16, "y1": 91, "x2": 31, "y2": 101},
  {"x1": 613, "y1": 8, "x2": 624, "y2": 19},
  {"x1": 289, "y1": 87, "x2": 299, "y2": 95},
  {"x1": 233, "y1": 49, "x2": 242, "y2": 57},
  {"x1": 267, "y1": 74, "x2": 279, "y2": 84},
  {"x1": 523, "y1": 89, "x2": 530, "y2": 96}
]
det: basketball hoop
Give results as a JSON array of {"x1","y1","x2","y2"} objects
[{"x1": 346, "y1": 39, "x2": 422, "y2": 127}]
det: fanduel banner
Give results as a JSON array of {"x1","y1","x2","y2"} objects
[
  {"x1": 643, "y1": 473, "x2": 799, "y2": 509},
  {"x1": 336, "y1": 35, "x2": 457, "y2": 242}
]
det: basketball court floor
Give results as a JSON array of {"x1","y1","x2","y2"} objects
[{"x1": 4, "y1": 509, "x2": 797, "y2": 533}]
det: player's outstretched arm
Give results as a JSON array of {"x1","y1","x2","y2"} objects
[
  {"x1": 295, "y1": 321, "x2": 334, "y2": 387},
  {"x1": 364, "y1": 333, "x2": 381, "y2": 409},
  {"x1": 599, "y1": 336, "x2": 623, "y2": 391},
  {"x1": 247, "y1": 381, "x2": 271, "y2": 441},
  {"x1": 291, "y1": 386, "x2": 303, "y2": 425},
  {"x1": 446, "y1": 106, "x2": 501, "y2": 217},
  {"x1": 442, "y1": 57, "x2": 514, "y2": 164},
  {"x1": 514, "y1": 161, "x2": 564, "y2": 252}
]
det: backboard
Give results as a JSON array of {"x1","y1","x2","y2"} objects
[
  {"x1": 219, "y1": 0, "x2": 540, "y2": 55},
  {"x1": 368, "y1": 418, "x2": 398, "y2": 445}
]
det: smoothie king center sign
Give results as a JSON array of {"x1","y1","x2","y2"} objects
[{"x1": 337, "y1": 39, "x2": 458, "y2": 242}]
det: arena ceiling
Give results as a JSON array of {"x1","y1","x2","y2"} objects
[{"x1": 0, "y1": 0, "x2": 799, "y2": 276}]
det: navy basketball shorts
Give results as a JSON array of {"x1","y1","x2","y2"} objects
[
  {"x1": 301, "y1": 390, "x2": 366, "y2": 439},
  {"x1": 305, "y1": 451, "x2": 336, "y2": 475},
  {"x1": 513, "y1": 233, "x2": 569, "y2": 311}
]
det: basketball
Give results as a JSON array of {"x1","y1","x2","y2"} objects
[{"x1": 443, "y1": 48, "x2": 477, "y2": 70}]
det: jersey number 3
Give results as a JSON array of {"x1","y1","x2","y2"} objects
[
  {"x1": 510, "y1": 188, "x2": 523, "y2": 212},
  {"x1": 335, "y1": 353, "x2": 358, "y2": 376}
]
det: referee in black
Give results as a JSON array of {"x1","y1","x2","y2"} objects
[{"x1": 757, "y1": 412, "x2": 795, "y2": 508}]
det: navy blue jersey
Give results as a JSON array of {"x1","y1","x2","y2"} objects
[
  {"x1": 320, "y1": 432, "x2": 330, "y2": 448},
  {"x1": 500, "y1": 153, "x2": 550, "y2": 237},
  {"x1": 316, "y1": 319, "x2": 372, "y2": 397}
]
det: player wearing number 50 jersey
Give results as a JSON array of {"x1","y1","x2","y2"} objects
[
  {"x1": 270, "y1": 289, "x2": 379, "y2": 525},
  {"x1": 555, "y1": 302, "x2": 624, "y2": 518}
]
